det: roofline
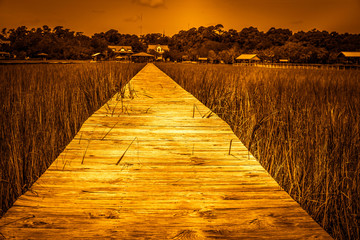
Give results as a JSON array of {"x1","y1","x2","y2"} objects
[{"x1": 339, "y1": 51, "x2": 360, "y2": 57}]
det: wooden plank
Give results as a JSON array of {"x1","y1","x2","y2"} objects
[{"x1": 0, "y1": 63, "x2": 332, "y2": 239}]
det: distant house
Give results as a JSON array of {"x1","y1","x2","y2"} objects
[
  {"x1": 92, "y1": 52, "x2": 105, "y2": 61},
  {"x1": 155, "y1": 55, "x2": 163, "y2": 61},
  {"x1": 236, "y1": 54, "x2": 261, "y2": 63},
  {"x1": 37, "y1": 53, "x2": 48, "y2": 60},
  {"x1": 279, "y1": 59, "x2": 290, "y2": 63},
  {"x1": 0, "y1": 51, "x2": 10, "y2": 60},
  {"x1": 0, "y1": 39, "x2": 11, "y2": 55},
  {"x1": 108, "y1": 46, "x2": 133, "y2": 60},
  {"x1": 182, "y1": 55, "x2": 189, "y2": 61},
  {"x1": 198, "y1": 57, "x2": 208, "y2": 63},
  {"x1": 131, "y1": 52, "x2": 154, "y2": 63},
  {"x1": 108, "y1": 46, "x2": 133, "y2": 54},
  {"x1": 147, "y1": 44, "x2": 169, "y2": 54},
  {"x1": 0, "y1": 39, "x2": 11, "y2": 45},
  {"x1": 337, "y1": 52, "x2": 360, "y2": 64}
]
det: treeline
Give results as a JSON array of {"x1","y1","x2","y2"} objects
[
  {"x1": 1, "y1": 24, "x2": 359, "y2": 63},
  {"x1": 167, "y1": 25, "x2": 360, "y2": 63}
]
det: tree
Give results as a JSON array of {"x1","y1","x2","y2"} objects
[
  {"x1": 258, "y1": 48, "x2": 275, "y2": 63},
  {"x1": 91, "y1": 37, "x2": 108, "y2": 54},
  {"x1": 2, "y1": 23, "x2": 358, "y2": 62},
  {"x1": 142, "y1": 33, "x2": 163, "y2": 44},
  {"x1": 266, "y1": 27, "x2": 292, "y2": 46},
  {"x1": 208, "y1": 50, "x2": 218, "y2": 63},
  {"x1": 214, "y1": 24, "x2": 224, "y2": 36},
  {"x1": 168, "y1": 49, "x2": 183, "y2": 62},
  {"x1": 238, "y1": 27, "x2": 264, "y2": 51},
  {"x1": 104, "y1": 29, "x2": 121, "y2": 45},
  {"x1": 218, "y1": 49, "x2": 235, "y2": 64},
  {"x1": 1, "y1": 28, "x2": 9, "y2": 39}
]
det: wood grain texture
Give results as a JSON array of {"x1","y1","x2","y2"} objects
[{"x1": 0, "y1": 63, "x2": 332, "y2": 239}]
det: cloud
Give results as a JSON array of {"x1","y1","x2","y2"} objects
[
  {"x1": 132, "y1": 0, "x2": 165, "y2": 8},
  {"x1": 124, "y1": 15, "x2": 141, "y2": 23}
]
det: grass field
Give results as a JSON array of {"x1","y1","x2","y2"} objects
[
  {"x1": 156, "y1": 63, "x2": 360, "y2": 240},
  {"x1": 0, "y1": 62, "x2": 145, "y2": 216}
]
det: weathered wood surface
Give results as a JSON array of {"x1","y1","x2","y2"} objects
[{"x1": 0, "y1": 63, "x2": 331, "y2": 239}]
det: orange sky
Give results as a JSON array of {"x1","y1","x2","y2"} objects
[{"x1": 0, "y1": 0, "x2": 359, "y2": 36}]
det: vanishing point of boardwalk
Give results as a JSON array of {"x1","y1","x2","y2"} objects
[{"x1": 0, "y1": 64, "x2": 331, "y2": 239}]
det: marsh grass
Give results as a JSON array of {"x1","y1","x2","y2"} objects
[
  {"x1": 0, "y1": 62, "x2": 144, "y2": 216},
  {"x1": 157, "y1": 63, "x2": 360, "y2": 240}
]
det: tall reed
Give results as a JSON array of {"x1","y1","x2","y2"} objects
[
  {"x1": 157, "y1": 63, "x2": 360, "y2": 240},
  {"x1": 0, "y1": 62, "x2": 145, "y2": 216}
]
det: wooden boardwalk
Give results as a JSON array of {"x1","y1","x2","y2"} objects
[{"x1": 0, "y1": 63, "x2": 331, "y2": 239}]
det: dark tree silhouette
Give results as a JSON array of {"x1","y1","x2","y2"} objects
[{"x1": 1, "y1": 24, "x2": 359, "y2": 62}]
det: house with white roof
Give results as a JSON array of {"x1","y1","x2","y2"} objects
[
  {"x1": 337, "y1": 52, "x2": 360, "y2": 64},
  {"x1": 235, "y1": 54, "x2": 261, "y2": 63}
]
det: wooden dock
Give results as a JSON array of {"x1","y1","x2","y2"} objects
[{"x1": 0, "y1": 63, "x2": 331, "y2": 239}]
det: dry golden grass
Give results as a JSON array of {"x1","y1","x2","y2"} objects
[
  {"x1": 157, "y1": 63, "x2": 360, "y2": 240},
  {"x1": 0, "y1": 62, "x2": 145, "y2": 216}
]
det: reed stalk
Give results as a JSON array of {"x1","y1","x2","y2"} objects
[{"x1": 0, "y1": 62, "x2": 145, "y2": 216}]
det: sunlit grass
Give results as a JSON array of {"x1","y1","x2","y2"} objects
[
  {"x1": 157, "y1": 63, "x2": 360, "y2": 240},
  {"x1": 0, "y1": 62, "x2": 145, "y2": 215}
]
